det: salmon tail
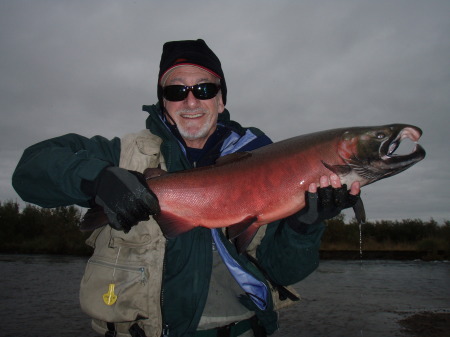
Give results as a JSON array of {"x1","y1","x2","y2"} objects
[
  {"x1": 353, "y1": 196, "x2": 366, "y2": 224},
  {"x1": 79, "y1": 205, "x2": 110, "y2": 232},
  {"x1": 232, "y1": 224, "x2": 261, "y2": 254},
  {"x1": 226, "y1": 216, "x2": 258, "y2": 240},
  {"x1": 153, "y1": 211, "x2": 196, "y2": 238}
]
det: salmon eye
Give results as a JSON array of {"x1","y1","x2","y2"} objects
[{"x1": 376, "y1": 132, "x2": 386, "y2": 139}]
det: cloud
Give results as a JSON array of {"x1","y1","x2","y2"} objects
[{"x1": 1, "y1": 0, "x2": 449, "y2": 221}]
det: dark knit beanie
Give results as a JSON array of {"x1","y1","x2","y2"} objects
[{"x1": 157, "y1": 39, "x2": 227, "y2": 108}]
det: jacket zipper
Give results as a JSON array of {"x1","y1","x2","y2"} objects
[
  {"x1": 160, "y1": 151, "x2": 193, "y2": 336},
  {"x1": 161, "y1": 240, "x2": 169, "y2": 337},
  {"x1": 88, "y1": 259, "x2": 147, "y2": 284}
]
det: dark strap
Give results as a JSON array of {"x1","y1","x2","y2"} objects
[
  {"x1": 245, "y1": 253, "x2": 299, "y2": 302},
  {"x1": 105, "y1": 322, "x2": 147, "y2": 337},
  {"x1": 250, "y1": 316, "x2": 267, "y2": 337},
  {"x1": 129, "y1": 323, "x2": 147, "y2": 337},
  {"x1": 195, "y1": 317, "x2": 252, "y2": 337},
  {"x1": 105, "y1": 322, "x2": 117, "y2": 337},
  {"x1": 216, "y1": 325, "x2": 231, "y2": 337}
]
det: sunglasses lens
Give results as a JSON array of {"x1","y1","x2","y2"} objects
[
  {"x1": 163, "y1": 83, "x2": 220, "y2": 101},
  {"x1": 163, "y1": 86, "x2": 187, "y2": 101},
  {"x1": 193, "y1": 83, "x2": 220, "y2": 100}
]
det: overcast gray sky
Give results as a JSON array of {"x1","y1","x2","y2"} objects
[{"x1": 1, "y1": 0, "x2": 449, "y2": 222}]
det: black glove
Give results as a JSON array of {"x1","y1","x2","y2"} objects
[
  {"x1": 288, "y1": 185, "x2": 360, "y2": 233},
  {"x1": 82, "y1": 167, "x2": 160, "y2": 232}
]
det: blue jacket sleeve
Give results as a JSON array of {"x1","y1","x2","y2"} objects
[{"x1": 12, "y1": 133, "x2": 120, "y2": 208}]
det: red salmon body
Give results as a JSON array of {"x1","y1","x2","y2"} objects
[
  {"x1": 147, "y1": 124, "x2": 425, "y2": 251},
  {"x1": 80, "y1": 124, "x2": 425, "y2": 253}
]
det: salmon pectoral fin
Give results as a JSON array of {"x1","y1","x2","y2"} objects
[
  {"x1": 79, "y1": 205, "x2": 110, "y2": 232},
  {"x1": 353, "y1": 196, "x2": 366, "y2": 224},
  {"x1": 226, "y1": 216, "x2": 258, "y2": 240},
  {"x1": 153, "y1": 211, "x2": 196, "y2": 238},
  {"x1": 233, "y1": 224, "x2": 261, "y2": 254},
  {"x1": 321, "y1": 160, "x2": 352, "y2": 176}
]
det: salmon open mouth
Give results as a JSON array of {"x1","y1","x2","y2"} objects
[
  {"x1": 341, "y1": 125, "x2": 426, "y2": 183},
  {"x1": 380, "y1": 126, "x2": 426, "y2": 170}
]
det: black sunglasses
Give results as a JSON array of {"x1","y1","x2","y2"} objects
[{"x1": 162, "y1": 83, "x2": 221, "y2": 101}]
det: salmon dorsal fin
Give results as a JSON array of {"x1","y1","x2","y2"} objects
[{"x1": 215, "y1": 152, "x2": 251, "y2": 166}]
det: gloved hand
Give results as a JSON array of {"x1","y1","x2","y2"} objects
[
  {"x1": 83, "y1": 167, "x2": 160, "y2": 232},
  {"x1": 288, "y1": 175, "x2": 361, "y2": 233}
]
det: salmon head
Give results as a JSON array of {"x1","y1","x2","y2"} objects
[{"x1": 323, "y1": 124, "x2": 426, "y2": 187}]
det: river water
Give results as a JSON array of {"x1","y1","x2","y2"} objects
[{"x1": 1, "y1": 254, "x2": 449, "y2": 337}]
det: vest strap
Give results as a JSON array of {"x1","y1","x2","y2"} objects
[{"x1": 105, "y1": 322, "x2": 117, "y2": 337}]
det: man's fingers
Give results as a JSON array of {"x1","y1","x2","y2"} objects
[
  {"x1": 308, "y1": 182, "x2": 318, "y2": 193},
  {"x1": 330, "y1": 174, "x2": 342, "y2": 188},
  {"x1": 319, "y1": 174, "x2": 342, "y2": 188},
  {"x1": 350, "y1": 181, "x2": 361, "y2": 196},
  {"x1": 319, "y1": 175, "x2": 330, "y2": 188}
]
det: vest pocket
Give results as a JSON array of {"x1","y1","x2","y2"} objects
[{"x1": 80, "y1": 258, "x2": 149, "y2": 322}]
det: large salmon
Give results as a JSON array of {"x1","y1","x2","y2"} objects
[
  {"x1": 147, "y1": 124, "x2": 424, "y2": 249},
  {"x1": 82, "y1": 124, "x2": 425, "y2": 252}
]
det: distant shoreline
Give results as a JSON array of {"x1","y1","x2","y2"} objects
[
  {"x1": 2, "y1": 202, "x2": 448, "y2": 262},
  {"x1": 320, "y1": 250, "x2": 449, "y2": 261},
  {"x1": 1, "y1": 249, "x2": 448, "y2": 261}
]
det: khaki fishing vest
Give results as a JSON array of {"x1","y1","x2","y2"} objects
[
  {"x1": 80, "y1": 130, "x2": 167, "y2": 337},
  {"x1": 79, "y1": 130, "x2": 298, "y2": 337}
]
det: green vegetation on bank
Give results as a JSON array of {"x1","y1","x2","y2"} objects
[
  {"x1": 322, "y1": 215, "x2": 450, "y2": 260},
  {"x1": 0, "y1": 201, "x2": 92, "y2": 255},
  {"x1": 1, "y1": 201, "x2": 449, "y2": 259}
]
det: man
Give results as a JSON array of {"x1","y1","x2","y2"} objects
[{"x1": 12, "y1": 39, "x2": 359, "y2": 337}]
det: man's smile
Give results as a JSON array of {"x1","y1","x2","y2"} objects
[{"x1": 181, "y1": 113, "x2": 204, "y2": 119}]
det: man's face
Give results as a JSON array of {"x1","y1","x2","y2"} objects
[{"x1": 162, "y1": 66, "x2": 225, "y2": 149}]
